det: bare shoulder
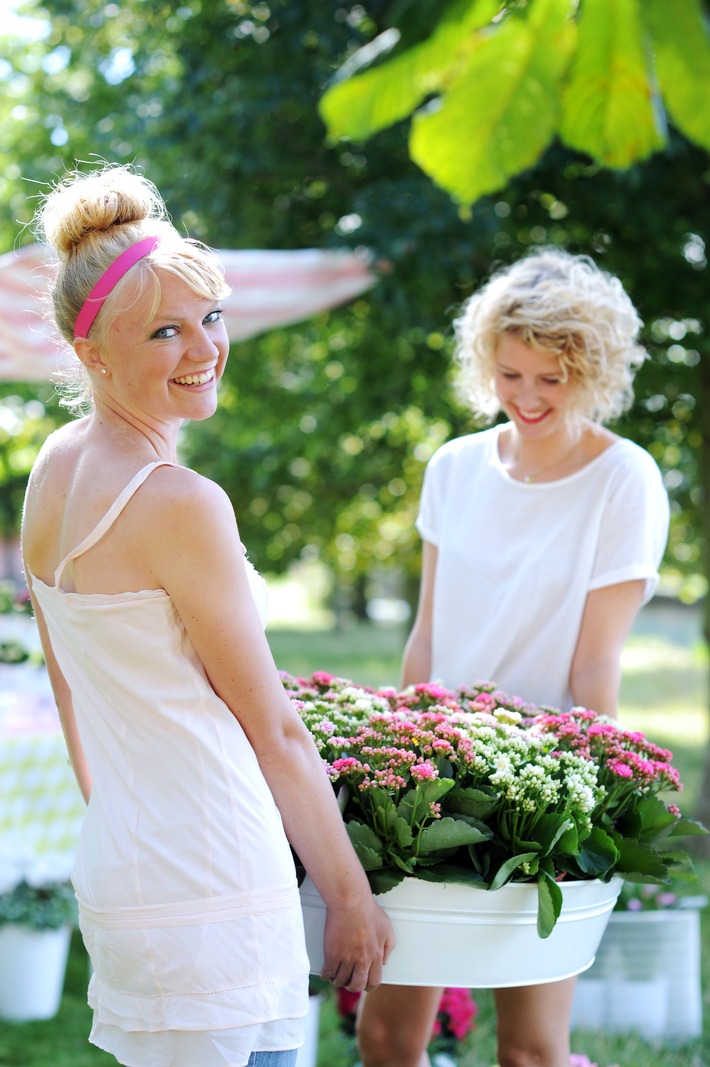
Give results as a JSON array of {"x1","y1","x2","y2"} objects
[
  {"x1": 139, "y1": 467, "x2": 244, "y2": 593},
  {"x1": 139, "y1": 466, "x2": 240, "y2": 553},
  {"x1": 143, "y1": 465, "x2": 234, "y2": 521},
  {"x1": 26, "y1": 419, "x2": 89, "y2": 491}
]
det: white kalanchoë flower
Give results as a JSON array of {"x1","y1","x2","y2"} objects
[{"x1": 492, "y1": 708, "x2": 523, "y2": 726}]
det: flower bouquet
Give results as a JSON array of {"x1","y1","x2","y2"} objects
[{"x1": 286, "y1": 672, "x2": 705, "y2": 943}]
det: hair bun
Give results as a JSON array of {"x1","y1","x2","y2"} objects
[{"x1": 39, "y1": 165, "x2": 166, "y2": 257}]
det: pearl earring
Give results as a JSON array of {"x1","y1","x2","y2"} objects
[{"x1": 101, "y1": 368, "x2": 107, "y2": 375}]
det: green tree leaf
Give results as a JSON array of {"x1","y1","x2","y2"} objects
[
  {"x1": 560, "y1": 0, "x2": 665, "y2": 166},
  {"x1": 319, "y1": 0, "x2": 499, "y2": 140},
  {"x1": 644, "y1": 0, "x2": 710, "y2": 153},
  {"x1": 410, "y1": 0, "x2": 576, "y2": 204}
]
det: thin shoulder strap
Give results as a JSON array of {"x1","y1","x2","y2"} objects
[{"x1": 54, "y1": 461, "x2": 178, "y2": 589}]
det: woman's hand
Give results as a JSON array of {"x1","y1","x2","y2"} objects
[{"x1": 322, "y1": 895, "x2": 396, "y2": 992}]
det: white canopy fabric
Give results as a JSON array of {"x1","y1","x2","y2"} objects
[{"x1": 0, "y1": 244, "x2": 377, "y2": 382}]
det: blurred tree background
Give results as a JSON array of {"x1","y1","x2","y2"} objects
[{"x1": 0, "y1": 2, "x2": 707, "y2": 687}]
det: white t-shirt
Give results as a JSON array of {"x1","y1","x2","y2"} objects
[{"x1": 416, "y1": 424, "x2": 670, "y2": 711}]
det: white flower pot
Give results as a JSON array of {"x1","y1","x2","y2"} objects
[
  {"x1": 300, "y1": 875, "x2": 621, "y2": 988},
  {"x1": 572, "y1": 908, "x2": 704, "y2": 1040},
  {"x1": 0, "y1": 924, "x2": 72, "y2": 1020}
]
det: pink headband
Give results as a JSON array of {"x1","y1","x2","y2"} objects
[{"x1": 73, "y1": 235, "x2": 160, "y2": 339}]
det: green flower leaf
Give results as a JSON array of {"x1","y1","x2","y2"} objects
[
  {"x1": 446, "y1": 784, "x2": 499, "y2": 819},
  {"x1": 418, "y1": 816, "x2": 492, "y2": 853},
  {"x1": 397, "y1": 777, "x2": 455, "y2": 824},
  {"x1": 536, "y1": 871, "x2": 563, "y2": 939},
  {"x1": 489, "y1": 852, "x2": 539, "y2": 891},
  {"x1": 369, "y1": 867, "x2": 406, "y2": 895},
  {"x1": 409, "y1": 865, "x2": 486, "y2": 886},
  {"x1": 346, "y1": 820, "x2": 384, "y2": 870},
  {"x1": 615, "y1": 837, "x2": 670, "y2": 880},
  {"x1": 528, "y1": 813, "x2": 575, "y2": 855},
  {"x1": 665, "y1": 816, "x2": 709, "y2": 840},
  {"x1": 576, "y1": 826, "x2": 618, "y2": 876}
]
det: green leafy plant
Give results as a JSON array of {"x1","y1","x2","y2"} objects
[
  {"x1": 0, "y1": 852, "x2": 77, "y2": 931},
  {"x1": 0, "y1": 880, "x2": 77, "y2": 931},
  {"x1": 284, "y1": 672, "x2": 707, "y2": 937}
]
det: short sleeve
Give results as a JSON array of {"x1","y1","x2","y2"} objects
[
  {"x1": 416, "y1": 437, "x2": 465, "y2": 546},
  {"x1": 415, "y1": 443, "x2": 454, "y2": 547},
  {"x1": 588, "y1": 443, "x2": 670, "y2": 604}
]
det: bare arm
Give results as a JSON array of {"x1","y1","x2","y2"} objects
[
  {"x1": 401, "y1": 541, "x2": 437, "y2": 687},
  {"x1": 569, "y1": 580, "x2": 646, "y2": 719},
  {"x1": 25, "y1": 580, "x2": 92, "y2": 803},
  {"x1": 147, "y1": 473, "x2": 394, "y2": 991}
]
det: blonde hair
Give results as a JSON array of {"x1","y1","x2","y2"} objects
[
  {"x1": 453, "y1": 249, "x2": 646, "y2": 425},
  {"x1": 34, "y1": 163, "x2": 230, "y2": 412}
]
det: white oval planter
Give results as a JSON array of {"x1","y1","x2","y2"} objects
[
  {"x1": 0, "y1": 924, "x2": 72, "y2": 1021},
  {"x1": 300, "y1": 875, "x2": 621, "y2": 988}
]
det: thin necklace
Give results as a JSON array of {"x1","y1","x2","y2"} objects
[{"x1": 516, "y1": 440, "x2": 581, "y2": 483}]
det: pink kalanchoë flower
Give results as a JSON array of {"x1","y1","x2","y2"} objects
[
  {"x1": 437, "y1": 986, "x2": 478, "y2": 1039},
  {"x1": 410, "y1": 761, "x2": 439, "y2": 782},
  {"x1": 330, "y1": 756, "x2": 364, "y2": 775},
  {"x1": 311, "y1": 671, "x2": 335, "y2": 687},
  {"x1": 606, "y1": 759, "x2": 635, "y2": 779}
]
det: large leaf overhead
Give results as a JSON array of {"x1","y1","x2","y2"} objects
[
  {"x1": 410, "y1": 0, "x2": 575, "y2": 204},
  {"x1": 559, "y1": 0, "x2": 665, "y2": 166},
  {"x1": 318, "y1": 0, "x2": 500, "y2": 141},
  {"x1": 319, "y1": 0, "x2": 710, "y2": 205},
  {"x1": 645, "y1": 0, "x2": 710, "y2": 150}
]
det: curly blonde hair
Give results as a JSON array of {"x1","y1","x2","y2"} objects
[
  {"x1": 452, "y1": 248, "x2": 646, "y2": 425},
  {"x1": 34, "y1": 163, "x2": 230, "y2": 412}
]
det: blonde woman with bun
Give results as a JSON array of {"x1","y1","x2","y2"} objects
[
  {"x1": 356, "y1": 250, "x2": 669, "y2": 1067},
  {"x1": 21, "y1": 164, "x2": 394, "y2": 1067}
]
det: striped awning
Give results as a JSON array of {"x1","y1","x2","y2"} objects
[{"x1": 0, "y1": 244, "x2": 377, "y2": 382}]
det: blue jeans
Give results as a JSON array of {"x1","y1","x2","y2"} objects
[{"x1": 247, "y1": 1051, "x2": 298, "y2": 1066}]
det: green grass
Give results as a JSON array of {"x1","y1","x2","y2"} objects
[{"x1": 2, "y1": 608, "x2": 709, "y2": 1067}]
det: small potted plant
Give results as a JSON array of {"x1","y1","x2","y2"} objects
[
  {"x1": 572, "y1": 879, "x2": 708, "y2": 1039},
  {"x1": 0, "y1": 850, "x2": 78, "y2": 1021}
]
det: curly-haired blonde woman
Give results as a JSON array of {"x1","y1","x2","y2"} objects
[{"x1": 357, "y1": 249, "x2": 669, "y2": 1067}]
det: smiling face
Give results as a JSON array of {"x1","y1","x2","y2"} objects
[
  {"x1": 493, "y1": 332, "x2": 578, "y2": 438},
  {"x1": 99, "y1": 269, "x2": 229, "y2": 425}
]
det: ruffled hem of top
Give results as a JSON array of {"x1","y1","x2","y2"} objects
[
  {"x1": 87, "y1": 970, "x2": 309, "y2": 1032},
  {"x1": 89, "y1": 1011, "x2": 306, "y2": 1067}
]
